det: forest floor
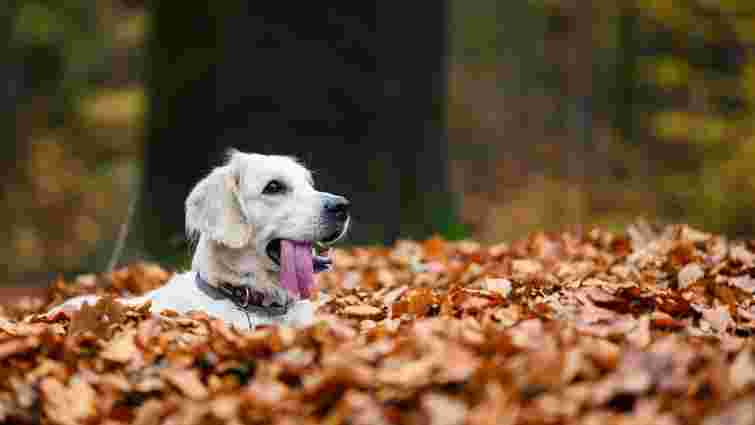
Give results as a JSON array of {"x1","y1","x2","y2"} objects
[{"x1": 1, "y1": 222, "x2": 755, "y2": 425}]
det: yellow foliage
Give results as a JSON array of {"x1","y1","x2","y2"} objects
[
  {"x1": 734, "y1": 17, "x2": 755, "y2": 44},
  {"x1": 13, "y1": 3, "x2": 65, "y2": 44},
  {"x1": 78, "y1": 87, "x2": 146, "y2": 128},
  {"x1": 651, "y1": 111, "x2": 691, "y2": 141},
  {"x1": 742, "y1": 62, "x2": 755, "y2": 105},
  {"x1": 715, "y1": 0, "x2": 755, "y2": 15},
  {"x1": 637, "y1": 0, "x2": 692, "y2": 32},
  {"x1": 643, "y1": 56, "x2": 690, "y2": 89},
  {"x1": 652, "y1": 111, "x2": 730, "y2": 146},
  {"x1": 114, "y1": 12, "x2": 147, "y2": 47},
  {"x1": 721, "y1": 136, "x2": 755, "y2": 192}
]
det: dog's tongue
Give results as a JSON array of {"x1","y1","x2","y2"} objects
[{"x1": 280, "y1": 240, "x2": 314, "y2": 300}]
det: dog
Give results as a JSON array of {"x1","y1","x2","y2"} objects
[{"x1": 46, "y1": 151, "x2": 350, "y2": 329}]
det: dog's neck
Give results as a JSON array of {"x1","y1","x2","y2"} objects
[{"x1": 191, "y1": 235, "x2": 279, "y2": 292}]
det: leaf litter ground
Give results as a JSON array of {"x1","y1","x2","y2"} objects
[{"x1": 1, "y1": 223, "x2": 755, "y2": 425}]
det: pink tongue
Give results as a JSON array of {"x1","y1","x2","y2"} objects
[{"x1": 280, "y1": 240, "x2": 314, "y2": 300}]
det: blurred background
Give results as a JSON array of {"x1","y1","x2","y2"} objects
[{"x1": 3, "y1": 1, "x2": 755, "y2": 286}]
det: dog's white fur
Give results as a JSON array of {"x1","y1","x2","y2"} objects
[{"x1": 48, "y1": 151, "x2": 349, "y2": 329}]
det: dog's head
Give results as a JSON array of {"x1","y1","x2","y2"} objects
[{"x1": 185, "y1": 150, "x2": 350, "y2": 297}]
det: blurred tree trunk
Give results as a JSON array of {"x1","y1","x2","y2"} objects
[
  {"x1": 142, "y1": 2, "x2": 452, "y2": 260},
  {"x1": 0, "y1": 2, "x2": 20, "y2": 186},
  {"x1": 561, "y1": 1, "x2": 594, "y2": 234}
]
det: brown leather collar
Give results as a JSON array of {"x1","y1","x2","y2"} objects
[{"x1": 194, "y1": 273, "x2": 291, "y2": 316}]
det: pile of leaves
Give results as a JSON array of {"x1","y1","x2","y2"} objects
[{"x1": 2, "y1": 223, "x2": 755, "y2": 425}]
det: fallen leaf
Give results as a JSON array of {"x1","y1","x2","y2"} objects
[
  {"x1": 40, "y1": 377, "x2": 96, "y2": 425},
  {"x1": 702, "y1": 397, "x2": 755, "y2": 425},
  {"x1": 100, "y1": 329, "x2": 139, "y2": 363},
  {"x1": 68, "y1": 296, "x2": 126, "y2": 339},
  {"x1": 702, "y1": 305, "x2": 734, "y2": 334},
  {"x1": 343, "y1": 305, "x2": 384, "y2": 319},
  {"x1": 730, "y1": 275, "x2": 755, "y2": 294},
  {"x1": 340, "y1": 390, "x2": 390, "y2": 425},
  {"x1": 161, "y1": 368, "x2": 208, "y2": 400},
  {"x1": 244, "y1": 380, "x2": 289, "y2": 407},
  {"x1": 511, "y1": 259, "x2": 543, "y2": 275},
  {"x1": 132, "y1": 399, "x2": 167, "y2": 425},
  {"x1": 484, "y1": 278, "x2": 512, "y2": 298},
  {"x1": 0, "y1": 337, "x2": 39, "y2": 360},
  {"x1": 421, "y1": 393, "x2": 468, "y2": 425},
  {"x1": 678, "y1": 263, "x2": 704, "y2": 289},
  {"x1": 730, "y1": 350, "x2": 755, "y2": 392},
  {"x1": 626, "y1": 316, "x2": 652, "y2": 348},
  {"x1": 729, "y1": 245, "x2": 755, "y2": 267},
  {"x1": 2, "y1": 226, "x2": 755, "y2": 425},
  {"x1": 209, "y1": 396, "x2": 240, "y2": 421}
]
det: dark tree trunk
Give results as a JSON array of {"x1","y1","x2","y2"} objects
[
  {"x1": 142, "y1": 1, "x2": 453, "y2": 259},
  {"x1": 0, "y1": 2, "x2": 21, "y2": 184}
]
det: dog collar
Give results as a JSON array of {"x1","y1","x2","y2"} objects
[{"x1": 194, "y1": 273, "x2": 291, "y2": 316}]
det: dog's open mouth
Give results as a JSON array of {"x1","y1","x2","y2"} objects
[
  {"x1": 266, "y1": 239, "x2": 332, "y2": 300},
  {"x1": 266, "y1": 239, "x2": 332, "y2": 271}
]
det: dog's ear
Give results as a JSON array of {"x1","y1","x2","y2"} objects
[{"x1": 185, "y1": 164, "x2": 251, "y2": 248}]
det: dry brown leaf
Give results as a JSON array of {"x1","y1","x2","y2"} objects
[
  {"x1": 100, "y1": 329, "x2": 139, "y2": 363},
  {"x1": 421, "y1": 393, "x2": 468, "y2": 425},
  {"x1": 730, "y1": 275, "x2": 755, "y2": 294},
  {"x1": 435, "y1": 343, "x2": 479, "y2": 383},
  {"x1": 467, "y1": 383, "x2": 516, "y2": 425},
  {"x1": 343, "y1": 304, "x2": 384, "y2": 319},
  {"x1": 68, "y1": 295, "x2": 126, "y2": 338},
  {"x1": 340, "y1": 390, "x2": 391, "y2": 425},
  {"x1": 729, "y1": 245, "x2": 755, "y2": 267},
  {"x1": 40, "y1": 376, "x2": 96, "y2": 425},
  {"x1": 3, "y1": 227, "x2": 755, "y2": 425},
  {"x1": 377, "y1": 356, "x2": 435, "y2": 388},
  {"x1": 678, "y1": 263, "x2": 704, "y2": 289},
  {"x1": 245, "y1": 380, "x2": 289, "y2": 407},
  {"x1": 702, "y1": 397, "x2": 755, "y2": 425},
  {"x1": 511, "y1": 259, "x2": 543, "y2": 275},
  {"x1": 626, "y1": 316, "x2": 652, "y2": 348},
  {"x1": 161, "y1": 368, "x2": 208, "y2": 400},
  {"x1": 0, "y1": 337, "x2": 39, "y2": 360},
  {"x1": 702, "y1": 305, "x2": 734, "y2": 334},
  {"x1": 132, "y1": 399, "x2": 167, "y2": 425},
  {"x1": 730, "y1": 350, "x2": 755, "y2": 393},
  {"x1": 484, "y1": 278, "x2": 512, "y2": 298},
  {"x1": 161, "y1": 402, "x2": 208, "y2": 425}
]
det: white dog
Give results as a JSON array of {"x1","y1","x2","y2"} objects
[{"x1": 47, "y1": 151, "x2": 350, "y2": 329}]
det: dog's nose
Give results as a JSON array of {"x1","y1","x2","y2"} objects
[{"x1": 324, "y1": 196, "x2": 350, "y2": 221}]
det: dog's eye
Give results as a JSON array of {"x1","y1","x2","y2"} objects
[{"x1": 262, "y1": 180, "x2": 286, "y2": 195}]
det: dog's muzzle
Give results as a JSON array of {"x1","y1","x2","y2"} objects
[
  {"x1": 324, "y1": 195, "x2": 350, "y2": 222},
  {"x1": 321, "y1": 193, "x2": 350, "y2": 243}
]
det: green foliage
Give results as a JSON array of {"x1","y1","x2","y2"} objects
[
  {"x1": 620, "y1": 1, "x2": 755, "y2": 235},
  {"x1": 450, "y1": 0, "x2": 498, "y2": 63},
  {"x1": 450, "y1": 0, "x2": 755, "y2": 238},
  {"x1": 436, "y1": 214, "x2": 472, "y2": 241},
  {"x1": 11, "y1": 1, "x2": 109, "y2": 115},
  {"x1": 1, "y1": 1, "x2": 147, "y2": 282}
]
